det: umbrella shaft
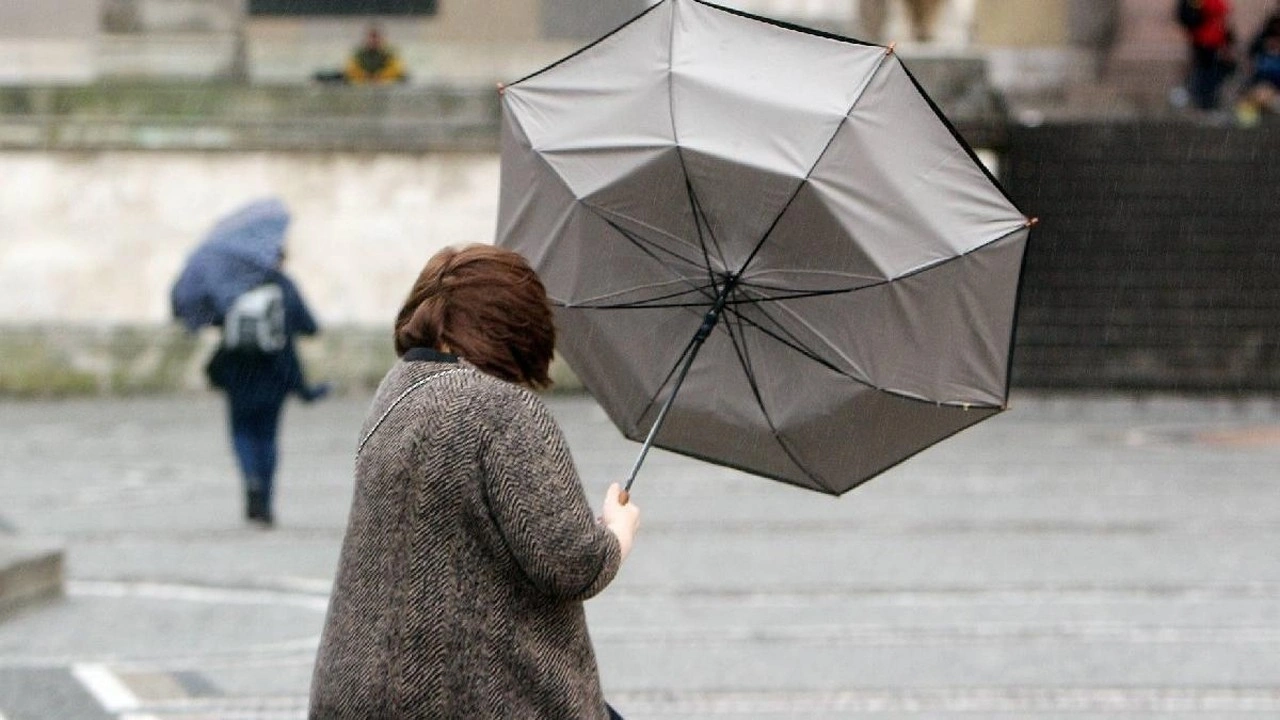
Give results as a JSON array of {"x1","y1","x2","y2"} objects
[
  {"x1": 624, "y1": 276, "x2": 738, "y2": 492},
  {"x1": 624, "y1": 331, "x2": 702, "y2": 492}
]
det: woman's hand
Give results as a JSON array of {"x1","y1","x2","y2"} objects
[{"x1": 601, "y1": 483, "x2": 640, "y2": 562}]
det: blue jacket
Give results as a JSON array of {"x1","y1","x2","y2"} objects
[{"x1": 205, "y1": 272, "x2": 322, "y2": 411}]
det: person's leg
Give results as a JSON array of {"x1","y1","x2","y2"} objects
[
  {"x1": 1190, "y1": 46, "x2": 1220, "y2": 109},
  {"x1": 228, "y1": 398, "x2": 267, "y2": 520},
  {"x1": 253, "y1": 401, "x2": 285, "y2": 523}
]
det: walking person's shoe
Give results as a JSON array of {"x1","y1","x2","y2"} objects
[{"x1": 245, "y1": 490, "x2": 274, "y2": 528}]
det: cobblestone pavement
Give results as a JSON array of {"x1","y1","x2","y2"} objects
[{"x1": 0, "y1": 391, "x2": 1278, "y2": 719}]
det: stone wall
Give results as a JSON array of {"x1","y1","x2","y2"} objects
[
  {"x1": 0, "y1": 148, "x2": 569, "y2": 396},
  {"x1": 0, "y1": 84, "x2": 500, "y2": 151},
  {"x1": 1005, "y1": 122, "x2": 1280, "y2": 392},
  {"x1": 5, "y1": 121, "x2": 1277, "y2": 396},
  {"x1": 0, "y1": 150, "x2": 499, "y2": 326}
]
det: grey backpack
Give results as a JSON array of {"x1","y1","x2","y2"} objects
[{"x1": 222, "y1": 283, "x2": 286, "y2": 354}]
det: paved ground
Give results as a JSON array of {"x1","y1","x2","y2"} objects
[{"x1": 0, "y1": 390, "x2": 1278, "y2": 719}]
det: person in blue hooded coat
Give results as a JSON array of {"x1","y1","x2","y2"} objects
[
  {"x1": 205, "y1": 258, "x2": 330, "y2": 527},
  {"x1": 173, "y1": 199, "x2": 330, "y2": 526}
]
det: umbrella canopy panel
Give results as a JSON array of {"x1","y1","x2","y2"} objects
[
  {"x1": 171, "y1": 198, "x2": 290, "y2": 330},
  {"x1": 497, "y1": 0, "x2": 1031, "y2": 494}
]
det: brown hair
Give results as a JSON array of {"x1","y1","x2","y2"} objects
[{"x1": 394, "y1": 244, "x2": 555, "y2": 389}]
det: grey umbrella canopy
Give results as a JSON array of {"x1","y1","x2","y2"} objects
[{"x1": 496, "y1": 0, "x2": 1033, "y2": 496}]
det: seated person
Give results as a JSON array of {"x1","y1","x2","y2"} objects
[
  {"x1": 1236, "y1": 13, "x2": 1280, "y2": 126},
  {"x1": 343, "y1": 26, "x2": 408, "y2": 84}
]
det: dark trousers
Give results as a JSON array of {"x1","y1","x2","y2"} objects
[
  {"x1": 228, "y1": 398, "x2": 283, "y2": 505},
  {"x1": 1190, "y1": 44, "x2": 1231, "y2": 110}
]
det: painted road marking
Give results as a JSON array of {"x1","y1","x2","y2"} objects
[
  {"x1": 592, "y1": 621, "x2": 1280, "y2": 646},
  {"x1": 610, "y1": 687, "x2": 1280, "y2": 714},
  {"x1": 68, "y1": 580, "x2": 329, "y2": 611},
  {"x1": 71, "y1": 663, "x2": 139, "y2": 713}
]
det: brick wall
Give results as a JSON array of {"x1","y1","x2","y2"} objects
[{"x1": 1004, "y1": 122, "x2": 1280, "y2": 391}]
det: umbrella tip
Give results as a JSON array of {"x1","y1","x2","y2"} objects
[
  {"x1": 886, "y1": 42, "x2": 897, "y2": 55},
  {"x1": 1026, "y1": 216, "x2": 1040, "y2": 227},
  {"x1": 496, "y1": 82, "x2": 506, "y2": 95}
]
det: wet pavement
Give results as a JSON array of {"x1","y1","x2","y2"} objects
[{"x1": 0, "y1": 390, "x2": 1278, "y2": 719}]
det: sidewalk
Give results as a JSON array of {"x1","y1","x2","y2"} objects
[{"x1": 0, "y1": 391, "x2": 1278, "y2": 718}]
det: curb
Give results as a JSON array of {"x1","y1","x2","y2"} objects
[{"x1": 0, "y1": 540, "x2": 65, "y2": 619}]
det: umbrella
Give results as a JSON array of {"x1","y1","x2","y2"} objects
[
  {"x1": 171, "y1": 198, "x2": 290, "y2": 330},
  {"x1": 496, "y1": 0, "x2": 1034, "y2": 496}
]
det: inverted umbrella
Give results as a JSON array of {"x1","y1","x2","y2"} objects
[
  {"x1": 171, "y1": 198, "x2": 290, "y2": 330},
  {"x1": 497, "y1": 0, "x2": 1034, "y2": 496}
]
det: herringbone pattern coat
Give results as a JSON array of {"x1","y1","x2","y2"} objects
[{"x1": 310, "y1": 353, "x2": 621, "y2": 719}]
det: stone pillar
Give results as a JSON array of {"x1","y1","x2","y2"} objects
[
  {"x1": 903, "y1": 0, "x2": 945, "y2": 40},
  {"x1": 973, "y1": 0, "x2": 1069, "y2": 46},
  {"x1": 227, "y1": 0, "x2": 249, "y2": 82},
  {"x1": 856, "y1": 0, "x2": 972, "y2": 45},
  {"x1": 0, "y1": 0, "x2": 100, "y2": 83},
  {"x1": 858, "y1": 0, "x2": 891, "y2": 42}
]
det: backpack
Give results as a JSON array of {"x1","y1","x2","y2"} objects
[
  {"x1": 222, "y1": 283, "x2": 287, "y2": 354},
  {"x1": 1176, "y1": 0, "x2": 1204, "y2": 29}
]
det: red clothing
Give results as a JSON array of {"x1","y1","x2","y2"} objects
[{"x1": 1191, "y1": 0, "x2": 1232, "y2": 49}]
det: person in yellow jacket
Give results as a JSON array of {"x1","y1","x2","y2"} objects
[{"x1": 344, "y1": 26, "x2": 408, "y2": 84}]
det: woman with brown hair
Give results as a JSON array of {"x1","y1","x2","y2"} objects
[{"x1": 309, "y1": 244, "x2": 639, "y2": 719}]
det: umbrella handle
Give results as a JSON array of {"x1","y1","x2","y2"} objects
[{"x1": 618, "y1": 489, "x2": 631, "y2": 506}]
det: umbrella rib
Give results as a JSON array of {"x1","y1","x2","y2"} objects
[
  {"x1": 600, "y1": 217, "x2": 722, "y2": 306},
  {"x1": 596, "y1": 211, "x2": 711, "y2": 275},
  {"x1": 729, "y1": 222, "x2": 1031, "y2": 304},
  {"x1": 564, "y1": 279, "x2": 721, "y2": 310},
  {"x1": 663, "y1": 6, "x2": 730, "y2": 297},
  {"x1": 589, "y1": 206, "x2": 710, "y2": 274},
  {"x1": 631, "y1": 313, "x2": 707, "y2": 449},
  {"x1": 732, "y1": 46, "x2": 896, "y2": 278},
  {"x1": 687, "y1": 178, "x2": 730, "y2": 295},
  {"x1": 720, "y1": 297, "x2": 837, "y2": 494},
  {"x1": 506, "y1": 1, "x2": 666, "y2": 86},
  {"x1": 727, "y1": 292, "x2": 1002, "y2": 409},
  {"x1": 721, "y1": 293, "x2": 856, "y2": 382},
  {"x1": 696, "y1": 0, "x2": 882, "y2": 49}
]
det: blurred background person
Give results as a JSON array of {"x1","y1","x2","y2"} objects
[
  {"x1": 172, "y1": 199, "x2": 331, "y2": 528},
  {"x1": 204, "y1": 248, "x2": 330, "y2": 528},
  {"x1": 343, "y1": 25, "x2": 409, "y2": 84},
  {"x1": 1178, "y1": 0, "x2": 1239, "y2": 111},
  {"x1": 312, "y1": 24, "x2": 409, "y2": 85},
  {"x1": 1235, "y1": 5, "x2": 1280, "y2": 124}
]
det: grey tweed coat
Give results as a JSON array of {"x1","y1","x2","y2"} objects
[{"x1": 309, "y1": 350, "x2": 621, "y2": 719}]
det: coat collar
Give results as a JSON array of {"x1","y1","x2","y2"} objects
[{"x1": 403, "y1": 347, "x2": 459, "y2": 364}]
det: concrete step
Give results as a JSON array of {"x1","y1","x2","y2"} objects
[{"x1": 0, "y1": 540, "x2": 65, "y2": 618}]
